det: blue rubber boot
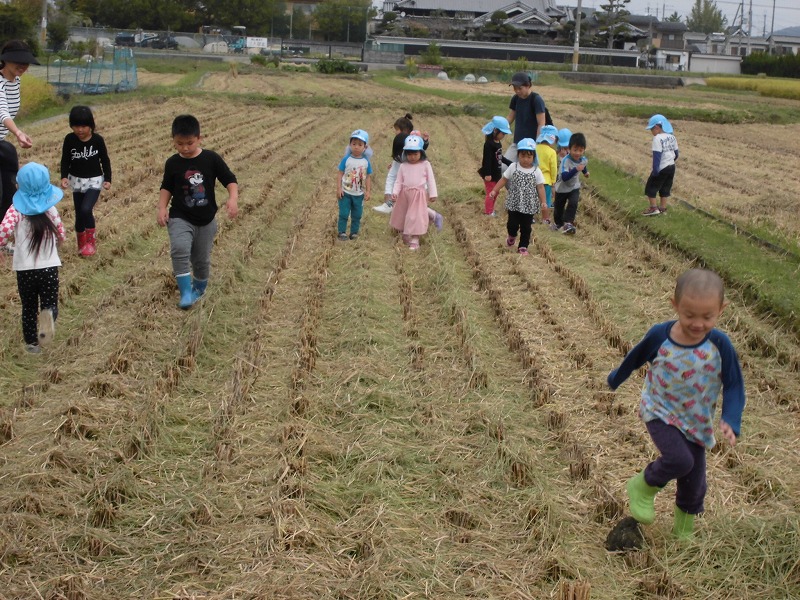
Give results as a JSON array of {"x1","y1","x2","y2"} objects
[
  {"x1": 176, "y1": 274, "x2": 195, "y2": 309},
  {"x1": 192, "y1": 278, "x2": 208, "y2": 303}
]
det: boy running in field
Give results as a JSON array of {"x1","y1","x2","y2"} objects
[
  {"x1": 337, "y1": 129, "x2": 372, "y2": 241},
  {"x1": 552, "y1": 132, "x2": 589, "y2": 235},
  {"x1": 157, "y1": 114, "x2": 238, "y2": 309},
  {"x1": 607, "y1": 268, "x2": 745, "y2": 540}
]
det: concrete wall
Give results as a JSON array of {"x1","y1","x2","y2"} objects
[{"x1": 687, "y1": 54, "x2": 741, "y2": 75}]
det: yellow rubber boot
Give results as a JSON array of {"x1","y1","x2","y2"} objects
[
  {"x1": 672, "y1": 506, "x2": 695, "y2": 540},
  {"x1": 626, "y1": 470, "x2": 662, "y2": 525}
]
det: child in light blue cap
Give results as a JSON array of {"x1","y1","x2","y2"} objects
[
  {"x1": 337, "y1": 129, "x2": 373, "y2": 240},
  {"x1": 642, "y1": 114, "x2": 678, "y2": 216},
  {"x1": 536, "y1": 124, "x2": 558, "y2": 224},
  {"x1": 0, "y1": 162, "x2": 66, "y2": 353},
  {"x1": 478, "y1": 116, "x2": 512, "y2": 216}
]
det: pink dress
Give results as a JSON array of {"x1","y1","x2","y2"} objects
[{"x1": 389, "y1": 160, "x2": 438, "y2": 236}]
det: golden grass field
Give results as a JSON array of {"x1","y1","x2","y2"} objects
[{"x1": 0, "y1": 70, "x2": 797, "y2": 599}]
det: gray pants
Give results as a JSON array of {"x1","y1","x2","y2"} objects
[{"x1": 167, "y1": 217, "x2": 217, "y2": 279}]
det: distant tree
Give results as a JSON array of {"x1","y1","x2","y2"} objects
[
  {"x1": 596, "y1": 0, "x2": 631, "y2": 49},
  {"x1": 47, "y1": 18, "x2": 70, "y2": 51},
  {"x1": 490, "y1": 11, "x2": 508, "y2": 25},
  {"x1": 665, "y1": 12, "x2": 682, "y2": 22},
  {"x1": 0, "y1": 4, "x2": 35, "y2": 42},
  {"x1": 686, "y1": 0, "x2": 727, "y2": 33},
  {"x1": 383, "y1": 12, "x2": 397, "y2": 24},
  {"x1": 314, "y1": 0, "x2": 375, "y2": 42}
]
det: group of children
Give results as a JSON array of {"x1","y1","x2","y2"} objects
[{"x1": 0, "y1": 97, "x2": 743, "y2": 549}]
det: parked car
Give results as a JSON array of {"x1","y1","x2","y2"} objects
[
  {"x1": 114, "y1": 33, "x2": 136, "y2": 47},
  {"x1": 141, "y1": 35, "x2": 179, "y2": 50}
]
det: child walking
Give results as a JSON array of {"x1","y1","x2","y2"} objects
[
  {"x1": 0, "y1": 162, "x2": 66, "y2": 353},
  {"x1": 642, "y1": 114, "x2": 679, "y2": 216},
  {"x1": 488, "y1": 137, "x2": 545, "y2": 256},
  {"x1": 157, "y1": 115, "x2": 238, "y2": 309},
  {"x1": 477, "y1": 115, "x2": 511, "y2": 217},
  {"x1": 337, "y1": 129, "x2": 372, "y2": 241},
  {"x1": 535, "y1": 124, "x2": 558, "y2": 225},
  {"x1": 60, "y1": 105, "x2": 112, "y2": 257},
  {"x1": 607, "y1": 268, "x2": 745, "y2": 539},
  {"x1": 389, "y1": 134, "x2": 438, "y2": 251},
  {"x1": 552, "y1": 132, "x2": 589, "y2": 235}
]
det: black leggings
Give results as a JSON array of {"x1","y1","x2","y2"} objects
[
  {"x1": 553, "y1": 189, "x2": 580, "y2": 227},
  {"x1": 507, "y1": 210, "x2": 534, "y2": 250},
  {"x1": 16, "y1": 267, "x2": 59, "y2": 345},
  {"x1": 0, "y1": 140, "x2": 20, "y2": 222},
  {"x1": 73, "y1": 188, "x2": 101, "y2": 231}
]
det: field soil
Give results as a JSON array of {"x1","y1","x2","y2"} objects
[{"x1": 0, "y1": 71, "x2": 798, "y2": 599}]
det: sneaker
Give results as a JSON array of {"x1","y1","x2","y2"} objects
[
  {"x1": 506, "y1": 236, "x2": 516, "y2": 247},
  {"x1": 25, "y1": 343, "x2": 41, "y2": 354},
  {"x1": 484, "y1": 211, "x2": 496, "y2": 217},
  {"x1": 659, "y1": 206, "x2": 668, "y2": 214},
  {"x1": 349, "y1": 233, "x2": 359, "y2": 240},
  {"x1": 543, "y1": 219, "x2": 551, "y2": 226},
  {"x1": 373, "y1": 201, "x2": 393, "y2": 214},
  {"x1": 338, "y1": 233, "x2": 348, "y2": 241},
  {"x1": 409, "y1": 242, "x2": 419, "y2": 251},
  {"x1": 549, "y1": 223, "x2": 561, "y2": 232},
  {"x1": 641, "y1": 206, "x2": 661, "y2": 216},
  {"x1": 518, "y1": 247, "x2": 529, "y2": 256},
  {"x1": 562, "y1": 223, "x2": 577, "y2": 235},
  {"x1": 38, "y1": 308, "x2": 55, "y2": 346}
]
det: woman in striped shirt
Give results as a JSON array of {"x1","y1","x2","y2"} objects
[{"x1": 0, "y1": 40, "x2": 39, "y2": 223}]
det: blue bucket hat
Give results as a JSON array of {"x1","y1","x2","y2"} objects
[
  {"x1": 481, "y1": 115, "x2": 512, "y2": 135},
  {"x1": 403, "y1": 134, "x2": 425, "y2": 152},
  {"x1": 350, "y1": 129, "x2": 369, "y2": 144},
  {"x1": 536, "y1": 125, "x2": 558, "y2": 144},
  {"x1": 557, "y1": 128, "x2": 572, "y2": 147},
  {"x1": 13, "y1": 162, "x2": 63, "y2": 216},
  {"x1": 646, "y1": 114, "x2": 673, "y2": 134},
  {"x1": 516, "y1": 138, "x2": 537, "y2": 153}
]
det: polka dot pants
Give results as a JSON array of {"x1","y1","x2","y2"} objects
[{"x1": 16, "y1": 267, "x2": 59, "y2": 345}]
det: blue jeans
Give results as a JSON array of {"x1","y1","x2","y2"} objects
[
  {"x1": 644, "y1": 419, "x2": 707, "y2": 515},
  {"x1": 167, "y1": 217, "x2": 218, "y2": 279},
  {"x1": 338, "y1": 193, "x2": 364, "y2": 235}
]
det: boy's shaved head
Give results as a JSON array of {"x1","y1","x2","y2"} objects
[{"x1": 675, "y1": 269, "x2": 725, "y2": 305}]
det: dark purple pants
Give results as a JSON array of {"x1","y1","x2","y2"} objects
[{"x1": 643, "y1": 419, "x2": 707, "y2": 515}]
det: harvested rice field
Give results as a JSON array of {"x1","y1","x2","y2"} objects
[{"x1": 0, "y1": 70, "x2": 798, "y2": 599}]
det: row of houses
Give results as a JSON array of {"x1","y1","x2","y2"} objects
[{"x1": 379, "y1": 0, "x2": 800, "y2": 72}]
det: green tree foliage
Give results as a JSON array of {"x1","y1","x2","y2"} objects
[
  {"x1": 596, "y1": 0, "x2": 631, "y2": 49},
  {"x1": 314, "y1": 0, "x2": 375, "y2": 42},
  {"x1": 0, "y1": 4, "x2": 35, "y2": 42},
  {"x1": 742, "y1": 51, "x2": 800, "y2": 78},
  {"x1": 665, "y1": 12, "x2": 682, "y2": 22},
  {"x1": 686, "y1": 0, "x2": 727, "y2": 34}
]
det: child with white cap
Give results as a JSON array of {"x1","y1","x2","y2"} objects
[
  {"x1": 642, "y1": 114, "x2": 679, "y2": 216},
  {"x1": 478, "y1": 115, "x2": 512, "y2": 217},
  {"x1": 337, "y1": 129, "x2": 372, "y2": 241},
  {"x1": 389, "y1": 134, "x2": 438, "y2": 250},
  {"x1": 487, "y1": 138, "x2": 545, "y2": 256},
  {"x1": 0, "y1": 162, "x2": 66, "y2": 353}
]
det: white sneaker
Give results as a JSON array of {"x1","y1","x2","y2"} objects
[
  {"x1": 38, "y1": 308, "x2": 55, "y2": 345},
  {"x1": 373, "y1": 202, "x2": 393, "y2": 214}
]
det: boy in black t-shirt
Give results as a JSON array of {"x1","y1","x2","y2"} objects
[{"x1": 157, "y1": 115, "x2": 238, "y2": 309}]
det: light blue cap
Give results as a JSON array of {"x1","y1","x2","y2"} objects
[
  {"x1": 403, "y1": 134, "x2": 425, "y2": 151},
  {"x1": 350, "y1": 129, "x2": 369, "y2": 144},
  {"x1": 557, "y1": 128, "x2": 572, "y2": 147},
  {"x1": 516, "y1": 138, "x2": 537, "y2": 153},
  {"x1": 646, "y1": 114, "x2": 673, "y2": 133},
  {"x1": 481, "y1": 115, "x2": 512, "y2": 135},
  {"x1": 536, "y1": 124, "x2": 558, "y2": 144},
  {"x1": 13, "y1": 162, "x2": 63, "y2": 216}
]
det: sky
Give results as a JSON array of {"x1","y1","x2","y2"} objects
[{"x1": 370, "y1": 1, "x2": 800, "y2": 33}]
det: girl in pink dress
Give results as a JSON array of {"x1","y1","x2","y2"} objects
[{"x1": 389, "y1": 135, "x2": 438, "y2": 250}]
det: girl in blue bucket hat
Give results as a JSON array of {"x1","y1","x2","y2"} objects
[
  {"x1": 389, "y1": 134, "x2": 438, "y2": 250},
  {"x1": 0, "y1": 162, "x2": 66, "y2": 354},
  {"x1": 642, "y1": 114, "x2": 679, "y2": 216},
  {"x1": 478, "y1": 116, "x2": 512, "y2": 217}
]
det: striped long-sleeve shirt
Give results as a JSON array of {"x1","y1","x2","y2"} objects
[{"x1": 0, "y1": 76, "x2": 22, "y2": 141}]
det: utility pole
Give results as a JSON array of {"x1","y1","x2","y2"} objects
[
  {"x1": 572, "y1": 0, "x2": 583, "y2": 72},
  {"x1": 769, "y1": 0, "x2": 776, "y2": 54},
  {"x1": 40, "y1": 0, "x2": 48, "y2": 48}
]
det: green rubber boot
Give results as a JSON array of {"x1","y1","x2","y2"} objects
[
  {"x1": 672, "y1": 506, "x2": 695, "y2": 540},
  {"x1": 626, "y1": 470, "x2": 662, "y2": 525}
]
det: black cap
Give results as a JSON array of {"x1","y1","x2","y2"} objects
[
  {"x1": 0, "y1": 48, "x2": 40, "y2": 65},
  {"x1": 510, "y1": 71, "x2": 531, "y2": 86}
]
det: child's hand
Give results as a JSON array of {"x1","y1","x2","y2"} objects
[
  {"x1": 718, "y1": 420, "x2": 736, "y2": 447},
  {"x1": 576, "y1": 163, "x2": 586, "y2": 172},
  {"x1": 421, "y1": 131, "x2": 430, "y2": 142},
  {"x1": 337, "y1": 188, "x2": 343, "y2": 199},
  {"x1": 226, "y1": 199, "x2": 238, "y2": 220},
  {"x1": 157, "y1": 207, "x2": 169, "y2": 226},
  {"x1": 583, "y1": 171, "x2": 590, "y2": 178},
  {"x1": 489, "y1": 190, "x2": 496, "y2": 199},
  {"x1": 391, "y1": 194, "x2": 398, "y2": 202},
  {"x1": 364, "y1": 191, "x2": 371, "y2": 202},
  {"x1": 428, "y1": 196, "x2": 436, "y2": 203},
  {"x1": 484, "y1": 175, "x2": 491, "y2": 182},
  {"x1": 60, "y1": 178, "x2": 69, "y2": 189},
  {"x1": 103, "y1": 181, "x2": 112, "y2": 191}
]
